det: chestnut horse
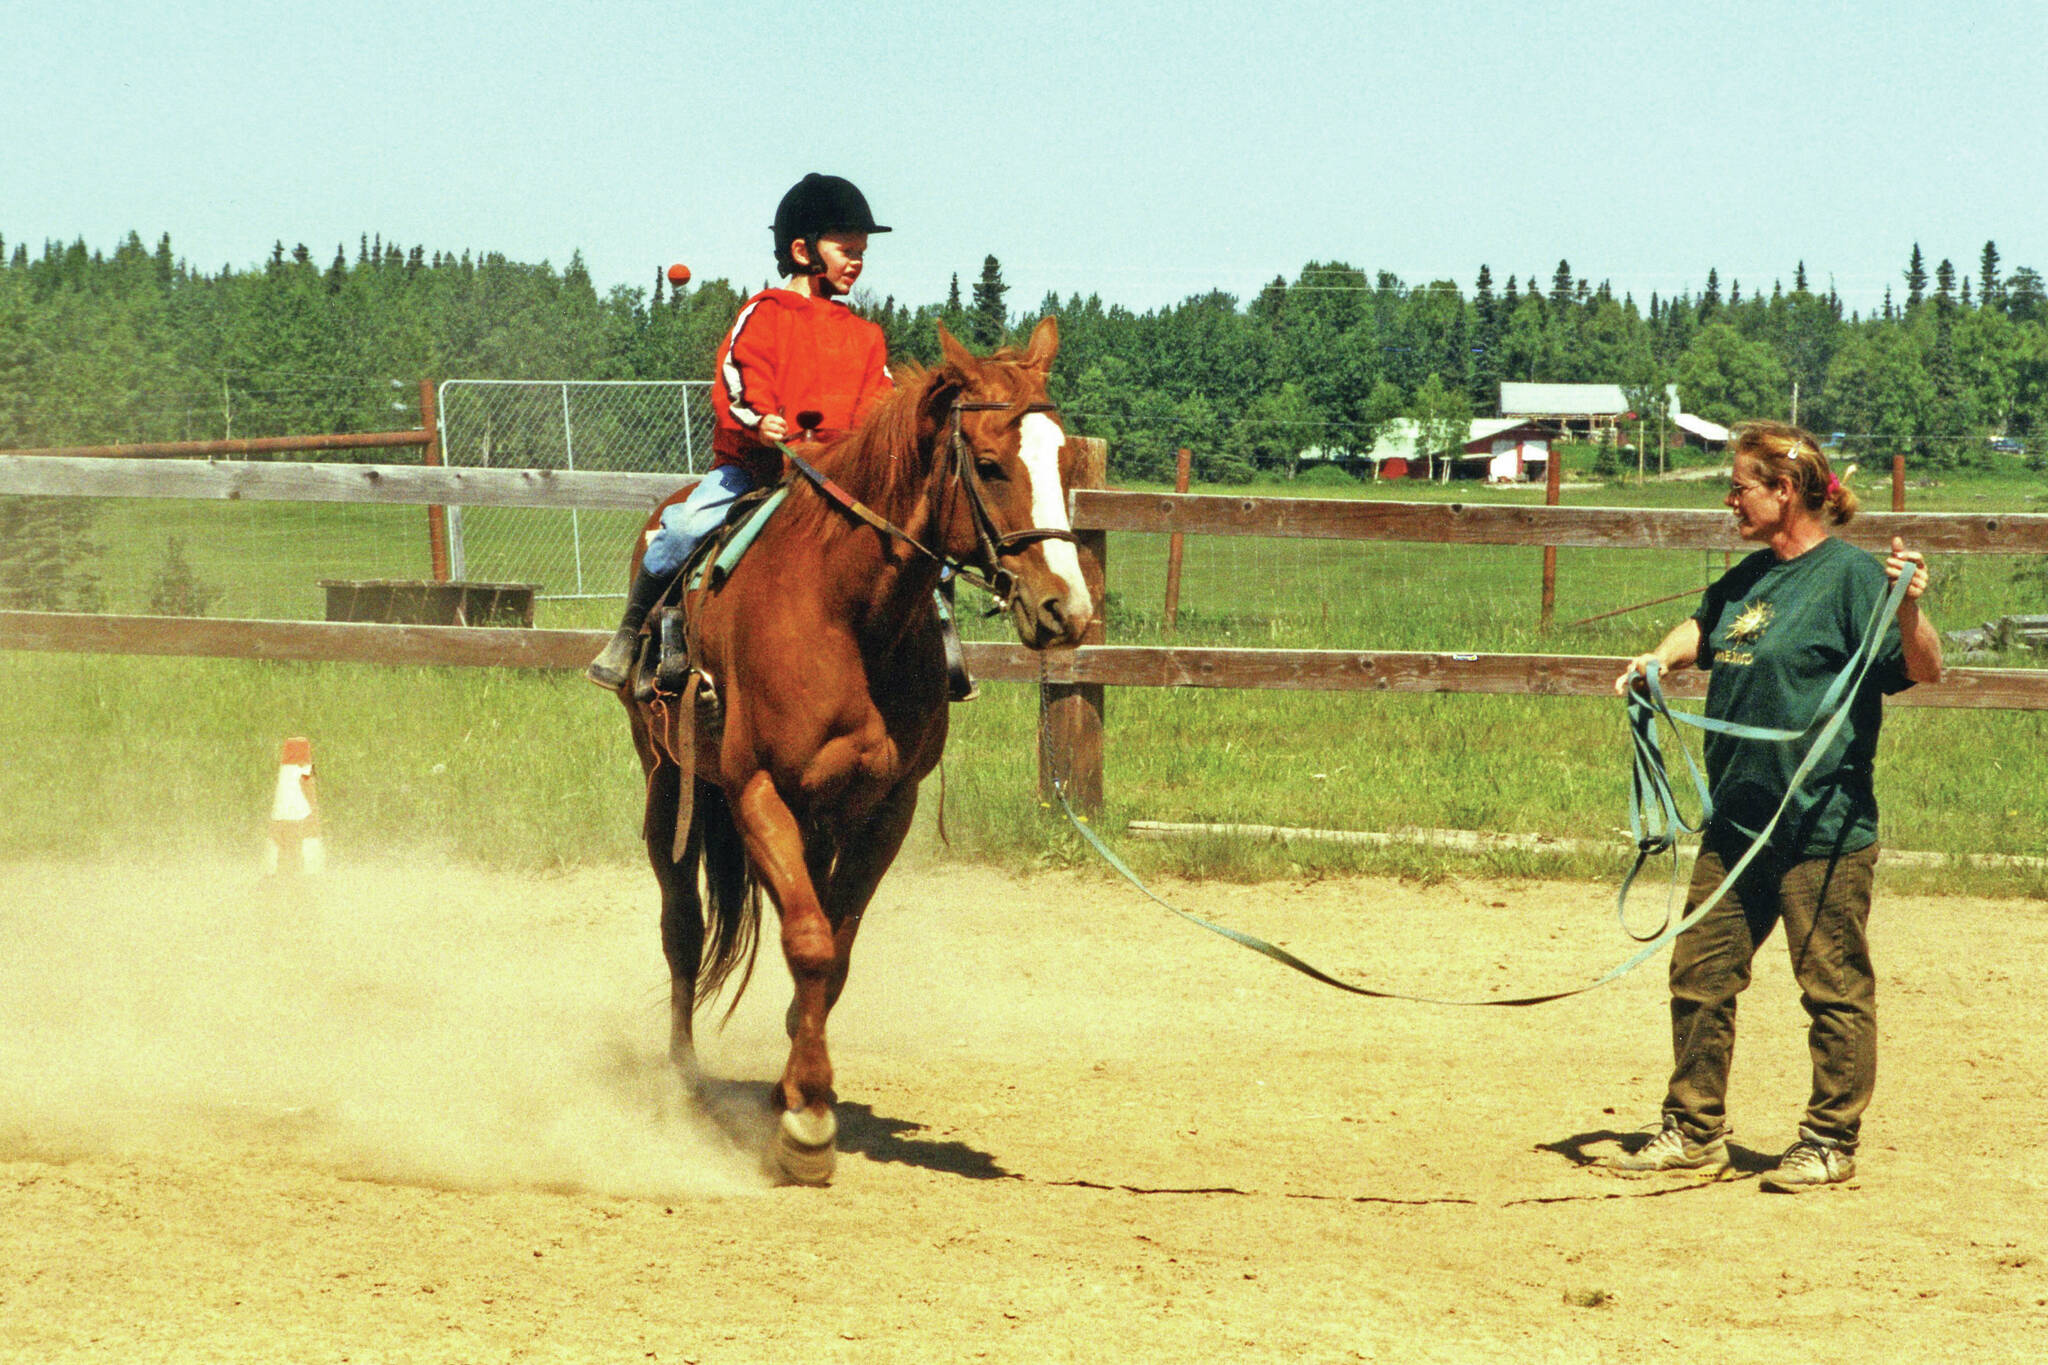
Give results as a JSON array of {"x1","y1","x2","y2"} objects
[{"x1": 618, "y1": 317, "x2": 1091, "y2": 1183}]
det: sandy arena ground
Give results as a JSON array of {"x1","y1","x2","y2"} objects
[{"x1": 3, "y1": 850, "x2": 2045, "y2": 1363}]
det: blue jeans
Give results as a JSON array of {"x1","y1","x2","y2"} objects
[{"x1": 642, "y1": 463, "x2": 756, "y2": 577}]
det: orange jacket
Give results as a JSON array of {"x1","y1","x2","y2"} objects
[{"x1": 711, "y1": 290, "x2": 893, "y2": 482}]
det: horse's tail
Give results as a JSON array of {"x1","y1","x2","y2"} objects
[{"x1": 694, "y1": 777, "x2": 763, "y2": 1021}]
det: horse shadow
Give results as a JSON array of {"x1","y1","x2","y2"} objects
[
  {"x1": 689, "y1": 1076, "x2": 1016, "y2": 1182},
  {"x1": 1540, "y1": 1127, "x2": 1774, "y2": 1177}
]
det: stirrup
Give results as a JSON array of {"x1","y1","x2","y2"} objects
[
  {"x1": 631, "y1": 630, "x2": 660, "y2": 703},
  {"x1": 655, "y1": 612, "x2": 692, "y2": 695}
]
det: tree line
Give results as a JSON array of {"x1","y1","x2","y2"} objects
[{"x1": 5, "y1": 230, "x2": 2046, "y2": 487}]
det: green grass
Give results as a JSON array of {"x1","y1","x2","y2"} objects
[
  {"x1": 6, "y1": 647, "x2": 2045, "y2": 899},
  {"x1": 9, "y1": 461, "x2": 2047, "y2": 895}
]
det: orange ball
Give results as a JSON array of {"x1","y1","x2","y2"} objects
[{"x1": 666, "y1": 262, "x2": 692, "y2": 285}]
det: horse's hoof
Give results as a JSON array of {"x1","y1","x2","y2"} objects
[{"x1": 774, "y1": 1106, "x2": 837, "y2": 1186}]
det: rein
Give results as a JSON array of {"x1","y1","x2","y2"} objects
[
  {"x1": 1614, "y1": 565, "x2": 1915, "y2": 945},
  {"x1": 1054, "y1": 565, "x2": 1916, "y2": 1009},
  {"x1": 772, "y1": 398, "x2": 1076, "y2": 607}
]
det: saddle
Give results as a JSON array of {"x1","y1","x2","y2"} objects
[
  {"x1": 630, "y1": 476, "x2": 979, "y2": 705},
  {"x1": 632, "y1": 482, "x2": 788, "y2": 704}
]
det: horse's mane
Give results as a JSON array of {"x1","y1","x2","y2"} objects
[
  {"x1": 769, "y1": 365, "x2": 935, "y2": 553},
  {"x1": 770, "y1": 335, "x2": 1048, "y2": 556},
  {"x1": 783, "y1": 348, "x2": 1045, "y2": 551}
]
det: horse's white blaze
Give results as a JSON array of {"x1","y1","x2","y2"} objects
[{"x1": 1018, "y1": 412, "x2": 1091, "y2": 622}]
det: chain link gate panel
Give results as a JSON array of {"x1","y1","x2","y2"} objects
[{"x1": 436, "y1": 380, "x2": 713, "y2": 601}]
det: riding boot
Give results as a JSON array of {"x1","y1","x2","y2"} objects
[
  {"x1": 937, "y1": 575, "x2": 978, "y2": 702},
  {"x1": 587, "y1": 562, "x2": 679, "y2": 689}
]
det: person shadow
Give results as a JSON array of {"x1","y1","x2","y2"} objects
[
  {"x1": 1539, "y1": 1127, "x2": 1773, "y2": 1180},
  {"x1": 689, "y1": 1076, "x2": 1016, "y2": 1182}
]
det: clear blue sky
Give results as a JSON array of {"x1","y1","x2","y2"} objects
[{"x1": 7, "y1": 0, "x2": 2044, "y2": 317}]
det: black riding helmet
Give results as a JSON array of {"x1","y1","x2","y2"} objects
[{"x1": 772, "y1": 173, "x2": 890, "y2": 276}]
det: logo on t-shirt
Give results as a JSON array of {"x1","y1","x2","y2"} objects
[
  {"x1": 1716, "y1": 598, "x2": 1773, "y2": 667},
  {"x1": 1727, "y1": 599, "x2": 1773, "y2": 644}
]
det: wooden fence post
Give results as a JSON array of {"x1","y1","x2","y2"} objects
[
  {"x1": 420, "y1": 379, "x2": 451, "y2": 583},
  {"x1": 1162, "y1": 445, "x2": 1191, "y2": 635},
  {"x1": 1892, "y1": 454, "x2": 1906, "y2": 513},
  {"x1": 1040, "y1": 436, "x2": 1108, "y2": 817},
  {"x1": 1540, "y1": 440, "x2": 1562, "y2": 630}
]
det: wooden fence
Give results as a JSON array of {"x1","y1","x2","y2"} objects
[{"x1": 6, "y1": 446, "x2": 2048, "y2": 817}]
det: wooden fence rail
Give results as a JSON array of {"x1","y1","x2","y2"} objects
[
  {"x1": 10, "y1": 613, "x2": 2047, "y2": 714},
  {"x1": 0, "y1": 455, "x2": 685, "y2": 512},
  {"x1": 0, "y1": 430, "x2": 432, "y2": 460},
  {"x1": 1074, "y1": 490, "x2": 2048, "y2": 554},
  {"x1": 13, "y1": 457, "x2": 2048, "y2": 551}
]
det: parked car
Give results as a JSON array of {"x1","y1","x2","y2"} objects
[{"x1": 1990, "y1": 436, "x2": 2025, "y2": 455}]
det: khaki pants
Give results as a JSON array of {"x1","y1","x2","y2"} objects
[{"x1": 1663, "y1": 840, "x2": 1880, "y2": 1152}]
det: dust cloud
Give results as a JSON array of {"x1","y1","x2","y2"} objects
[{"x1": 0, "y1": 854, "x2": 785, "y2": 1199}]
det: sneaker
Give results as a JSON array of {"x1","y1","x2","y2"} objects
[
  {"x1": 1761, "y1": 1139, "x2": 1855, "y2": 1192},
  {"x1": 1603, "y1": 1121, "x2": 1730, "y2": 1176}
]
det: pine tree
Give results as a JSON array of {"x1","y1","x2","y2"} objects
[
  {"x1": 1906, "y1": 244, "x2": 1927, "y2": 307},
  {"x1": 1549, "y1": 259, "x2": 1573, "y2": 309},
  {"x1": 970, "y1": 255, "x2": 1008, "y2": 348},
  {"x1": 1470, "y1": 265, "x2": 1501, "y2": 406},
  {"x1": 1935, "y1": 258, "x2": 1956, "y2": 311},
  {"x1": 1979, "y1": 240, "x2": 2002, "y2": 310},
  {"x1": 1702, "y1": 268, "x2": 1722, "y2": 317},
  {"x1": 1794, "y1": 260, "x2": 1809, "y2": 292},
  {"x1": 2008, "y1": 267, "x2": 2047, "y2": 323}
]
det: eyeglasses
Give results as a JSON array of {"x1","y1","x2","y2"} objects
[{"x1": 1728, "y1": 480, "x2": 1772, "y2": 498}]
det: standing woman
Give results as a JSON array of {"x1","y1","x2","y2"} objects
[{"x1": 1607, "y1": 421, "x2": 1943, "y2": 1191}]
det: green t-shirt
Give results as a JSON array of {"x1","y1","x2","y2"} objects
[{"x1": 1691, "y1": 536, "x2": 1913, "y2": 858}]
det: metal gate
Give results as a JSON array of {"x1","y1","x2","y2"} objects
[{"x1": 435, "y1": 380, "x2": 713, "y2": 598}]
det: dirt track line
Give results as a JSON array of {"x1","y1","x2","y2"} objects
[
  {"x1": 1500, "y1": 1178, "x2": 1754, "y2": 1205},
  {"x1": 1047, "y1": 1179, "x2": 1484, "y2": 1206},
  {"x1": 1048, "y1": 1179, "x2": 1254, "y2": 1196},
  {"x1": 1047, "y1": 1176, "x2": 1746, "y2": 1207}
]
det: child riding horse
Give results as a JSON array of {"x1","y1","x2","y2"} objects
[{"x1": 619, "y1": 316, "x2": 1091, "y2": 1183}]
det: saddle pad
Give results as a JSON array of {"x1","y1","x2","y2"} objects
[{"x1": 711, "y1": 486, "x2": 790, "y2": 580}]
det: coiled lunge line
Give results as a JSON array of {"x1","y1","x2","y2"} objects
[{"x1": 1055, "y1": 567, "x2": 1915, "y2": 1008}]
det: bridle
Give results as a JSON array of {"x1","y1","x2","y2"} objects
[
  {"x1": 777, "y1": 394, "x2": 1078, "y2": 607},
  {"x1": 944, "y1": 399, "x2": 1079, "y2": 602}
]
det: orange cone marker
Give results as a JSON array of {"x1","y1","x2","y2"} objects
[{"x1": 263, "y1": 737, "x2": 325, "y2": 875}]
